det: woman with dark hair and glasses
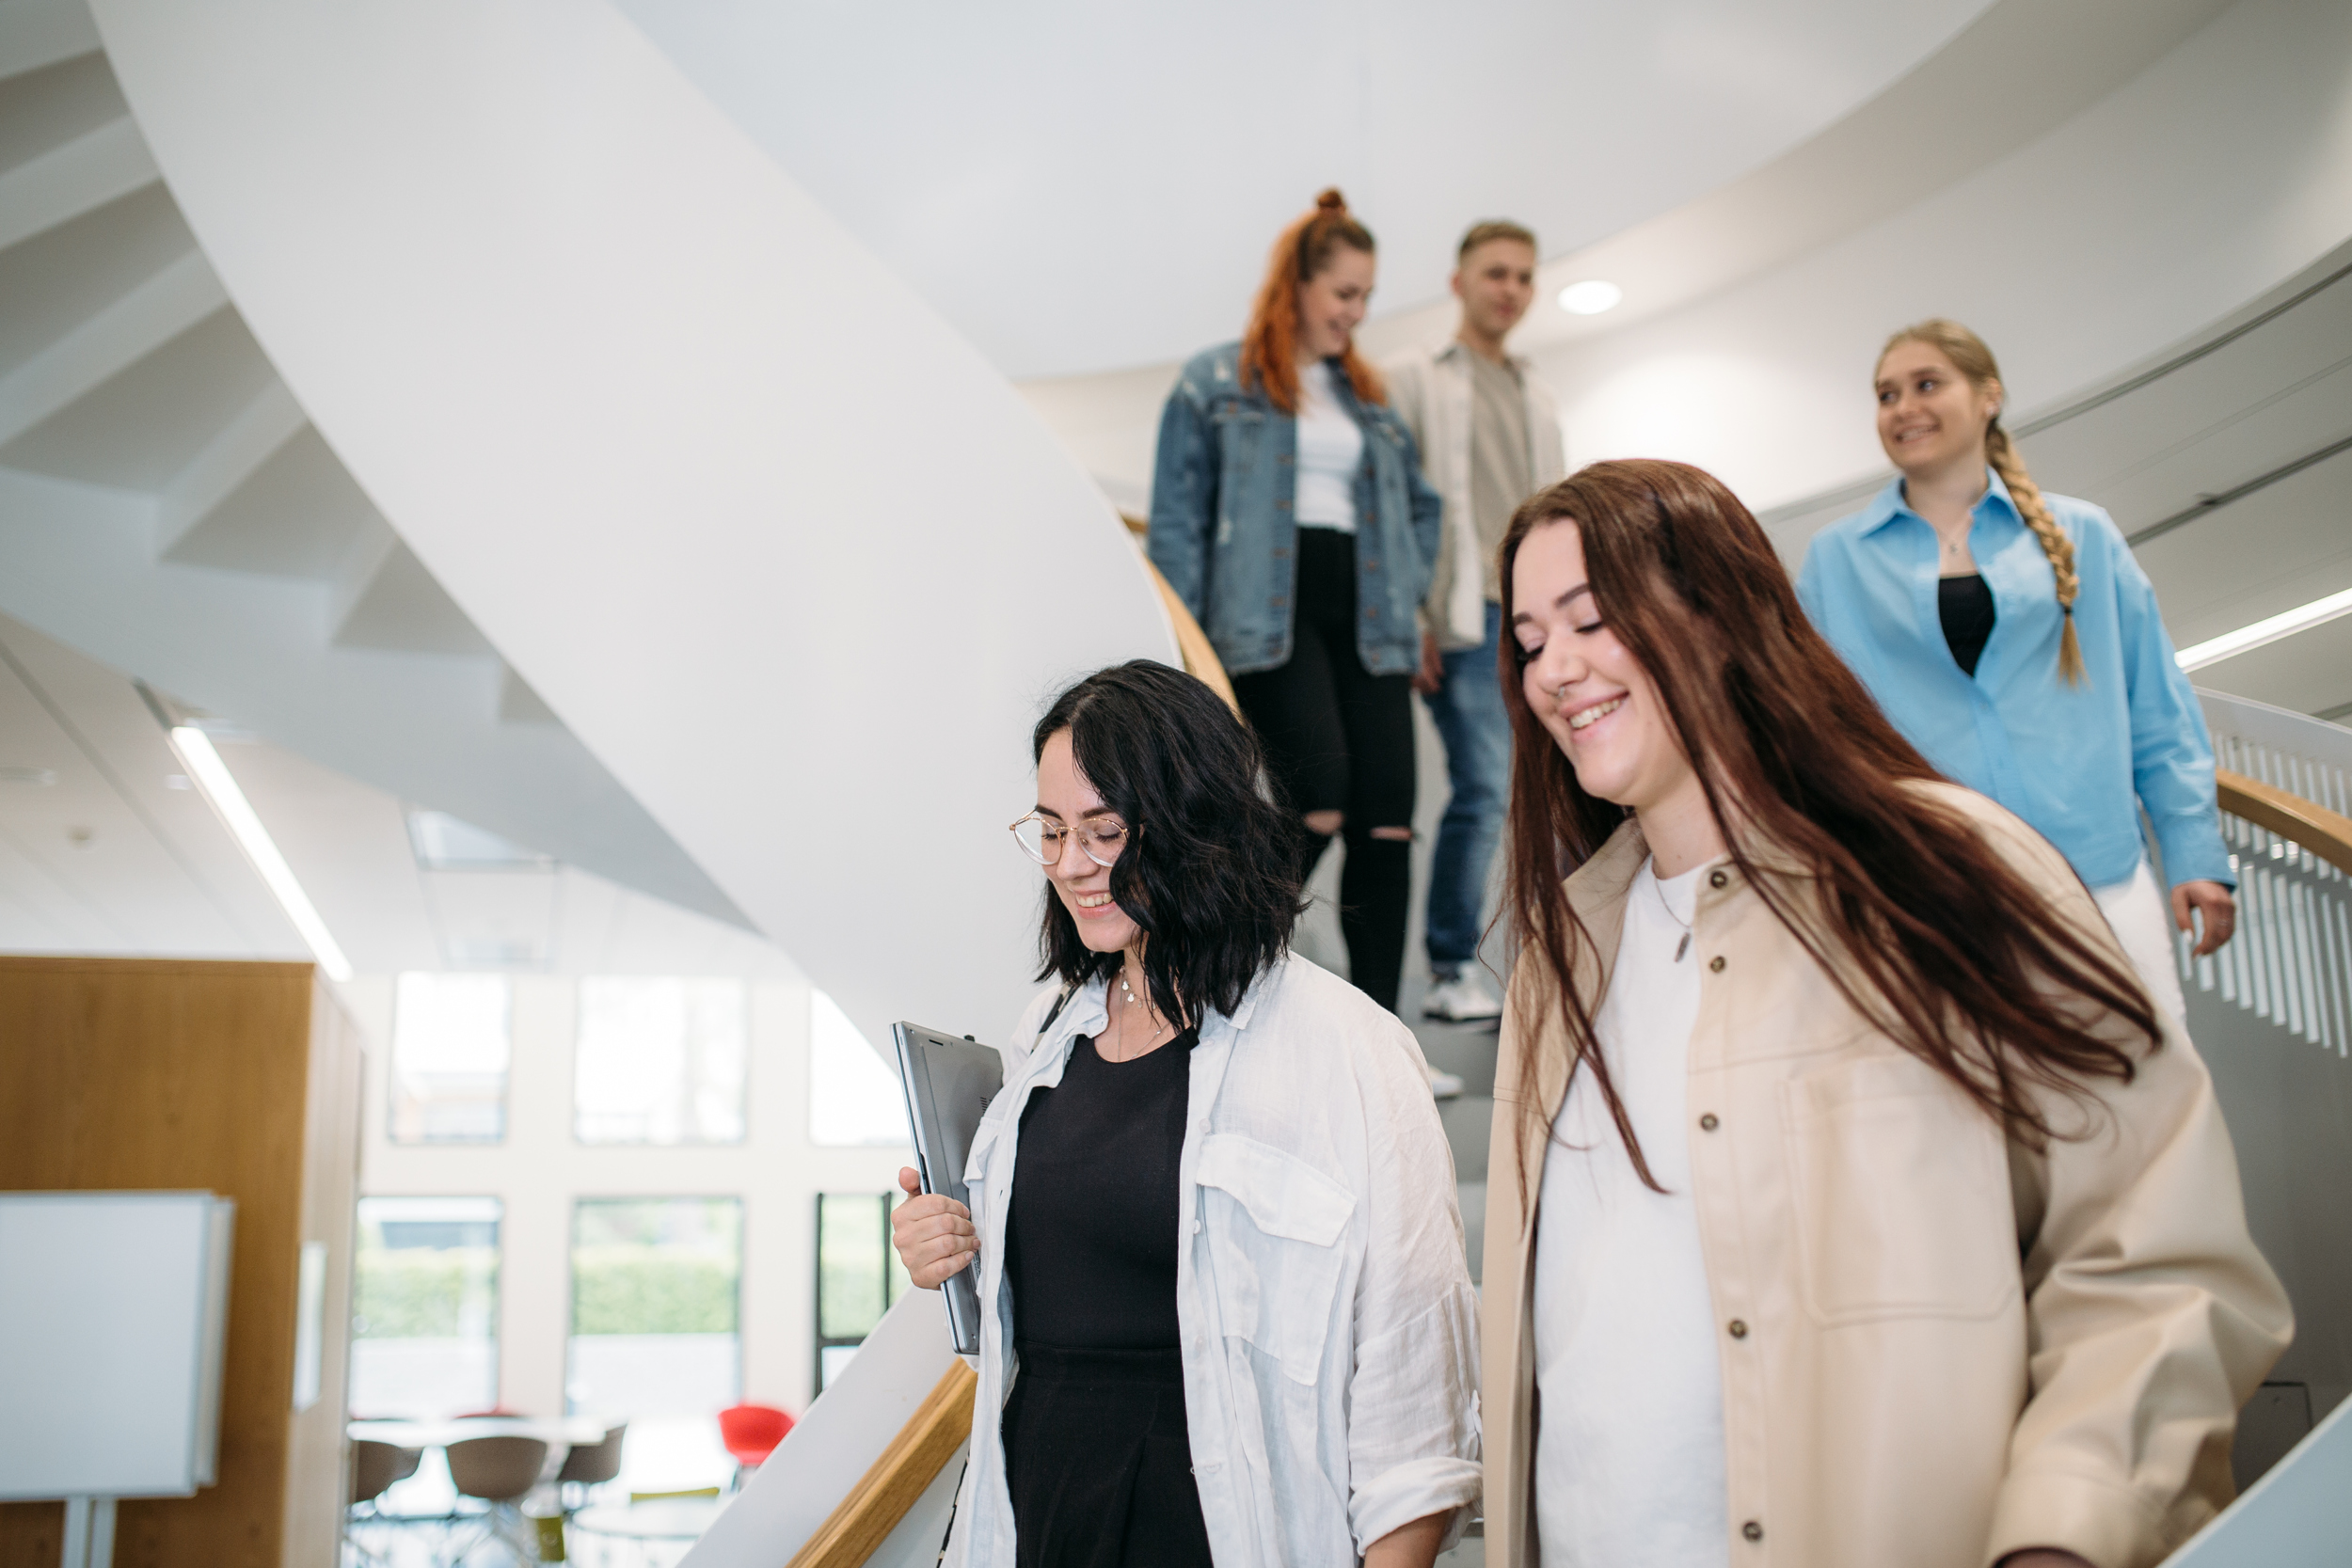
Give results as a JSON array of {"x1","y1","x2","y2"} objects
[
  {"x1": 1480, "y1": 460, "x2": 2287, "y2": 1568},
  {"x1": 891, "y1": 660, "x2": 1479, "y2": 1568}
]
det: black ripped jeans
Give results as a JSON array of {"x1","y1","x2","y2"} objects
[{"x1": 1231, "y1": 525, "x2": 1415, "y2": 1014}]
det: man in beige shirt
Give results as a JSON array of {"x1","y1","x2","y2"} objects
[{"x1": 1386, "y1": 223, "x2": 1567, "y2": 1033}]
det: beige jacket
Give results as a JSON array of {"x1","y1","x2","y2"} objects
[
  {"x1": 1382, "y1": 341, "x2": 1565, "y2": 650},
  {"x1": 1482, "y1": 784, "x2": 2290, "y2": 1568}
]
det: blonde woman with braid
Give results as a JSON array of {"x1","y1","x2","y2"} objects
[{"x1": 1798, "y1": 320, "x2": 2235, "y2": 1022}]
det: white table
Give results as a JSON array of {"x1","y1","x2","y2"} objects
[
  {"x1": 348, "y1": 1417, "x2": 613, "y2": 1450},
  {"x1": 348, "y1": 1416, "x2": 616, "y2": 1490}
]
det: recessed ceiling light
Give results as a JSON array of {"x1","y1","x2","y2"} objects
[
  {"x1": 2175, "y1": 586, "x2": 2352, "y2": 672},
  {"x1": 1558, "y1": 279, "x2": 1623, "y2": 316}
]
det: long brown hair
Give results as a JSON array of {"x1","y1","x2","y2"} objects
[
  {"x1": 1239, "y1": 188, "x2": 1385, "y2": 414},
  {"x1": 1497, "y1": 459, "x2": 2158, "y2": 1193},
  {"x1": 1881, "y1": 318, "x2": 2085, "y2": 684}
]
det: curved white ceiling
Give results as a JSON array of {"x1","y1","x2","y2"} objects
[{"x1": 615, "y1": 0, "x2": 1996, "y2": 378}]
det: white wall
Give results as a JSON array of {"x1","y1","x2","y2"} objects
[
  {"x1": 345, "y1": 973, "x2": 911, "y2": 1422},
  {"x1": 1528, "y1": 0, "x2": 2352, "y2": 513},
  {"x1": 1016, "y1": 0, "x2": 2352, "y2": 536}
]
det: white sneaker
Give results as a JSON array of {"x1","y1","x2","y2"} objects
[
  {"x1": 1422, "y1": 971, "x2": 1502, "y2": 1022},
  {"x1": 1427, "y1": 1067, "x2": 1466, "y2": 1100}
]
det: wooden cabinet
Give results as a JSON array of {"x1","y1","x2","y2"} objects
[{"x1": 0, "y1": 958, "x2": 364, "y2": 1568}]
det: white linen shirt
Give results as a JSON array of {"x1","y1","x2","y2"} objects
[{"x1": 947, "y1": 953, "x2": 1482, "y2": 1568}]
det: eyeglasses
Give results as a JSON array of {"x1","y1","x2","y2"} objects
[{"x1": 1009, "y1": 812, "x2": 1132, "y2": 868}]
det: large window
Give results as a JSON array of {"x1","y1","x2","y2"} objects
[
  {"x1": 389, "y1": 974, "x2": 512, "y2": 1143},
  {"x1": 807, "y1": 990, "x2": 910, "y2": 1147},
  {"x1": 815, "y1": 1192, "x2": 910, "y2": 1390},
  {"x1": 567, "y1": 1198, "x2": 743, "y2": 1420},
  {"x1": 575, "y1": 978, "x2": 748, "y2": 1145},
  {"x1": 347, "y1": 1196, "x2": 501, "y2": 1418}
]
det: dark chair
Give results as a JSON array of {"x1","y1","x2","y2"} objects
[
  {"x1": 350, "y1": 1439, "x2": 422, "y2": 1507},
  {"x1": 556, "y1": 1421, "x2": 627, "y2": 1512},
  {"x1": 345, "y1": 1441, "x2": 424, "y2": 1567},
  {"x1": 442, "y1": 1434, "x2": 548, "y2": 1566}
]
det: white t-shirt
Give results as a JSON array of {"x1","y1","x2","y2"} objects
[
  {"x1": 1294, "y1": 360, "x2": 1362, "y2": 532},
  {"x1": 1533, "y1": 856, "x2": 1729, "y2": 1568}
]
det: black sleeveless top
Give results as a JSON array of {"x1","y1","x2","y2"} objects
[
  {"x1": 1939, "y1": 573, "x2": 1997, "y2": 677},
  {"x1": 1003, "y1": 1029, "x2": 1197, "y2": 1350}
]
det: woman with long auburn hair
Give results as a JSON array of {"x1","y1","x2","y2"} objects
[
  {"x1": 1148, "y1": 188, "x2": 1442, "y2": 1021},
  {"x1": 1798, "y1": 319, "x2": 2236, "y2": 1025},
  {"x1": 1480, "y1": 459, "x2": 2288, "y2": 1568}
]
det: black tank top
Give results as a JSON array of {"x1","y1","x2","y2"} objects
[
  {"x1": 1939, "y1": 573, "x2": 1997, "y2": 677},
  {"x1": 1004, "y1": 1030, "x2": 1196, "y2": 1350}
]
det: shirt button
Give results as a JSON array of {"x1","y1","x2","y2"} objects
[
  {"x1": 1708, "y1": 956, "x2": 1726, "y2": 973},
  {"x1": 1699, "y1": 1113, "x2": 1720, "y2": 1132},
  {"x1": 1728, "y1": 1319, "x2": 1749, "y2": 1338},
  {"x1": 1742, "y1": 1521, "x2": 1763, "y2": 1543},
  {"x1": 1708, "y1": 870, "x2": 1728, "y2": 889}
]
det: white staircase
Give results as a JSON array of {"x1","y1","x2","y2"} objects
[{"x1": 0, "y1": 0, "x2": 746, "y2": 923}]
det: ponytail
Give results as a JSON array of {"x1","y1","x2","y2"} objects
[{"x1": 1881, "y1": 319, "x2": 2085, "y2": 686}]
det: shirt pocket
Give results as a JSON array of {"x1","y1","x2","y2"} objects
[
  {"x1": 1780, "y1": 1053, "x2": 2020, "y2": 1324},
  {"x1": 1194, "y1": 1132, "x2": 1356, "y2": 1384}
]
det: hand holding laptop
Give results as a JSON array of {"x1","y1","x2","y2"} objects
[{"x1": 893, "y1": 1166, "x2": 977, "y2": 1288}]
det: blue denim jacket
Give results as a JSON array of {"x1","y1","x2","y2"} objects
[{"x1": 1148, "y1": 342, "x2": 1442, "y2": 677}]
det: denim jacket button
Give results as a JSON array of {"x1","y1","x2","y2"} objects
[
  {"x1": 1365, "y1": 558, "x2": 1380, "y2": 570},
  {"x1": 1276, "y1": 498, "x2": 1291, "y2": 510}
]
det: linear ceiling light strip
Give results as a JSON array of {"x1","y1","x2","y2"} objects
[
  {"x1": 2176, "y1": 587, "x2": 2352, "y2": 674},
  {"x1": 165, "y1": 722, "x2": 354, "y2": 981}
]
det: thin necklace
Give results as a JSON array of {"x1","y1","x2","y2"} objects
[
  {"x1": 1112, "y1": 963, "x2": 1173, "y2": 1058},
  {"x1": 1650, "y1": 864, "x2": 1693, "y2": 963}
]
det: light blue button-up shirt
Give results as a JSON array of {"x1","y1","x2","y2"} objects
[{"x1": 1797, "y1": 472, "x2": 2232, "y2": 891}]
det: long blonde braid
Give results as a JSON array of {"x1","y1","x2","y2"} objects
[{"x1": 1882, "y1": 319, "x2": 2085, "y2": 685}]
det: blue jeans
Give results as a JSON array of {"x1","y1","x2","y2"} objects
[{"x1": 1422, "y1": 602, "x2": 1512, "y2": 972}]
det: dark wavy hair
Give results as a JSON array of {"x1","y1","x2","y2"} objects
[
  {"x1": 1496, "y1": 460, "x2": 2160, "y2": 1196},
  {"x1": 1033, "y1": 661, "x2": 1305, "y2": 1024}
]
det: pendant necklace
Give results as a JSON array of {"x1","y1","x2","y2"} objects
[
  {"x1": 1115, "y1": 966, "x2": 1171, "y2": 1057},
  {"x1": 1651, "y1": 868, "x2": 1694, "y2": 963}
]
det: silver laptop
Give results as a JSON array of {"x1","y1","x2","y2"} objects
[{"x1": 891, "y1": 1021, "x2": 1005, "y2": 1355}]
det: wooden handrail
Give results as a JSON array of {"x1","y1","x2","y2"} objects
[
  {"x1": 2217, "y1": 768, "x2": 2352, "y2": 878},
  {"x1": 784, "y1": 1360, "x2": 978, "y2": 1568},
  {"x1": 1120, "y1": 514, "x2": 1240, "y2": 718}
]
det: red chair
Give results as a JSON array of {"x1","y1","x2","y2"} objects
[{"x1": 717, "y1": 1403, "x2": 794, "y2": 1474}]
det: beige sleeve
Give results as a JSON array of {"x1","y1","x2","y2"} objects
[{"x1": 1972, "y1": 804, "x2": 2293, "y2": 1568}]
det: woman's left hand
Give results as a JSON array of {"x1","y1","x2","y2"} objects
[{"x1": 2172, "y1": 879, "x2": 2236, "y2": 956}]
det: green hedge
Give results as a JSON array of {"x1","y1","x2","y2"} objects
[
  {"x1": 355, "y1": 1246, "x2": 737, "y2": 1338},
  {"x1": 354, "y1": 1248, "x2": 496, "y2": 1338},
  {"x1": 571, "y1": 1246, "x2": 738, "y2": 1335}
]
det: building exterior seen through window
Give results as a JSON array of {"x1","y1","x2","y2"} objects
[
  {"x1": 816, "y1": 1191, "x2": 911, "y2": 1390},
  {"x1": 348, "y1": 1196, "x2": 501, "y2": 1418},
  {"x1": 567, "y1": 1197, "x2": 744, "y2": 1421},
  {"x1": 389, "y1": 973, "x2": 512, "y2": 1143},
  {"x1": 575, "y1": 976, "x2": 748, "y2": 1145}
]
